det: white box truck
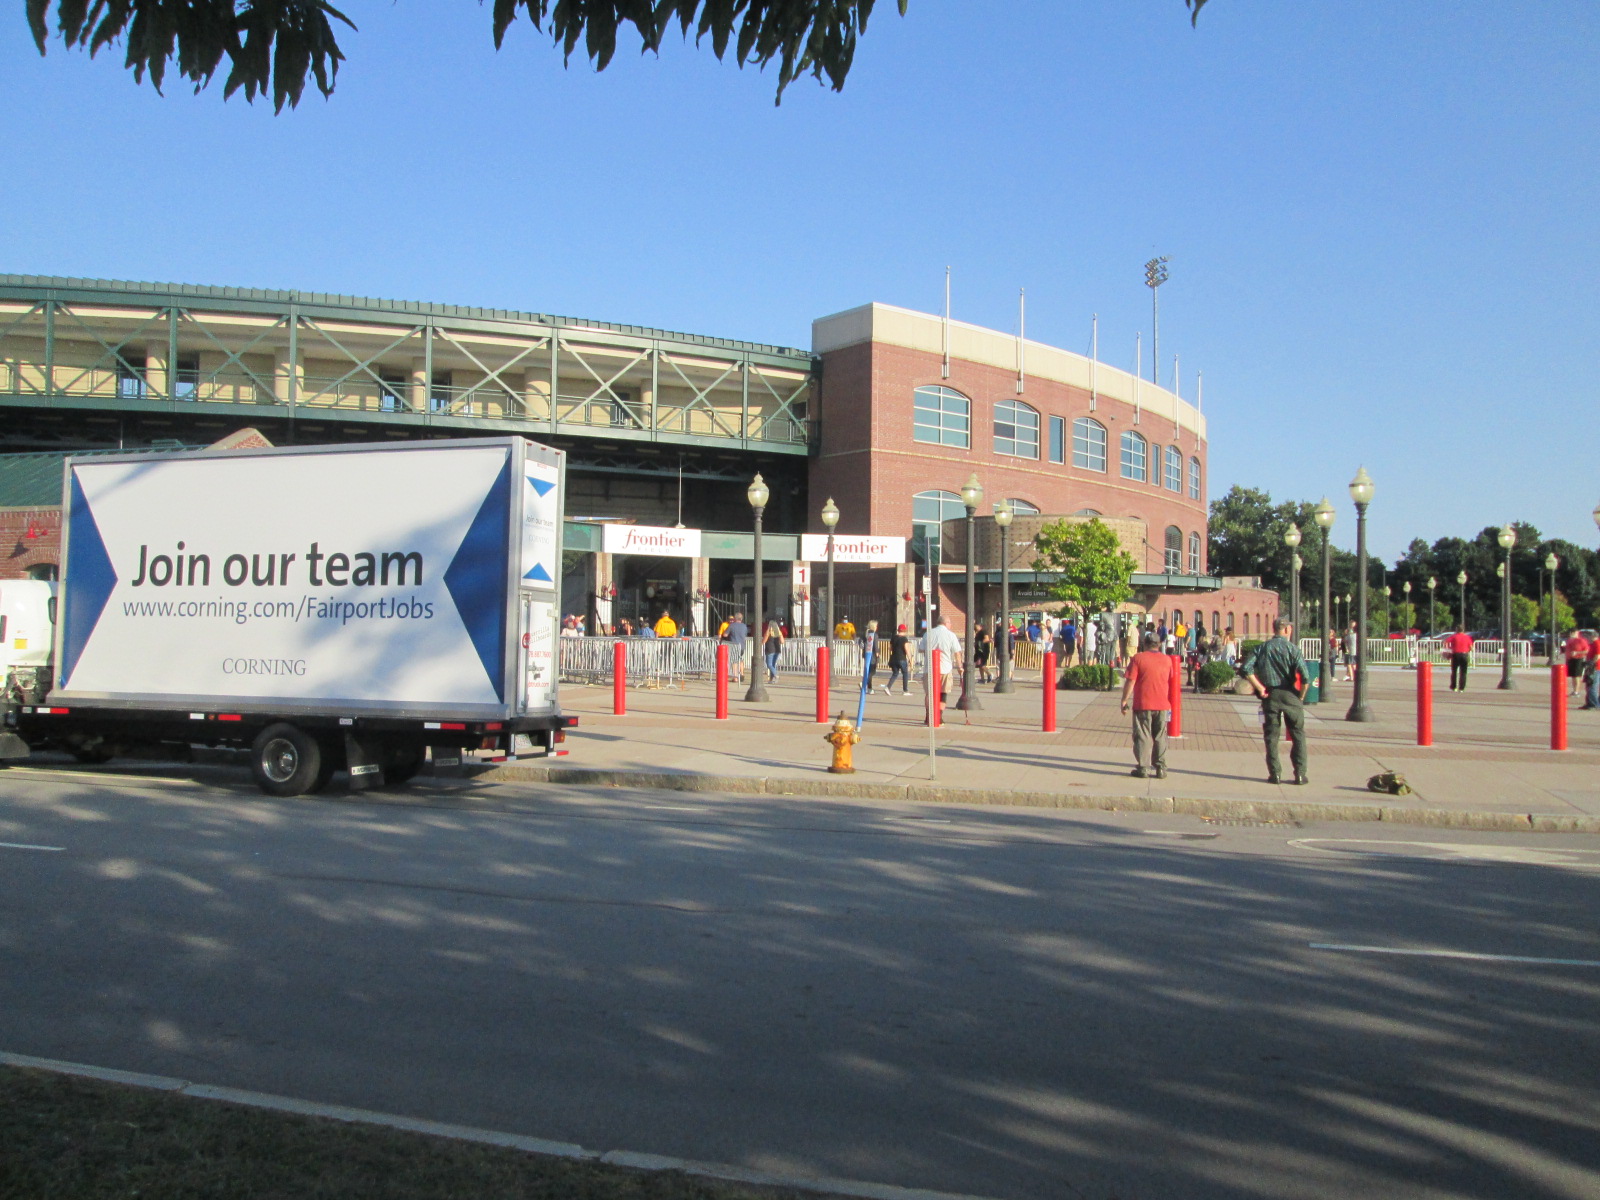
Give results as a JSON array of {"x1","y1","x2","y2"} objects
[{"x1": 0, "y1": 436, "x2": 575, "y2": 795}]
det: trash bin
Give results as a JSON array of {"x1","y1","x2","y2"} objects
[{"x1": 1303, "y1": 660, "x2": 1322, "y2": 705}]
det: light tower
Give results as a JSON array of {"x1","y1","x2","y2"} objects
[{"x1": 1144, "y1": 257, "x2": 1169, "y2": 385}]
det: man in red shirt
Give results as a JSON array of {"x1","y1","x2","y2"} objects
[
  {"x1": 1445, "y1": 626, "x2": 1474, "y2": 692},
  {"x1": 1120, "y1": 631, "x2": 1175, "y2": 779},
  {"x1": 1564, "y1": 630, "x2": 1591, "y2": 698}
]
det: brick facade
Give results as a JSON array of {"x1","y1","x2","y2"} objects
[{"x1": 809, "y1": 332, "x2": 1209, "y2": 573}]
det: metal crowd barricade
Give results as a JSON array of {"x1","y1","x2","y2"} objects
[{"x1": 560, "y1": 636, "x2": 722, "y2": 690}]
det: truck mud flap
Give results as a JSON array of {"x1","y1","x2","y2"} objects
[
  {"x1": 343, "y1": 732, "x2": 383, "y2": 793},
  {"x1": 0, "y1": 730, "x2": 30, "y2": 761}
]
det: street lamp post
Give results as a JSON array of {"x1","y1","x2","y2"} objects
[
  {"x1": 1428, "y1": 576, "x2": 1437, "y2": 637},
  {"x1": 1457, "y1": 571, "x2": 1468, "y2": 633},
  {"x1": 1497, "y1": 524, "x2": 1516, "y2": 691},
  {"x1": 821, "y1": 497, "x2": 839, "y2": 688},
  {"x1": 955, "y1": 473, "x2": 984, "y2": 710},
  {"x1": 1343, "y1": 593, "x2": 1351, "y2": 630},
  {"x1": 1402, "y1": 580, "x2": 1412, "y2": 635},
  {"x1": 1283, "y1": 522, "x2": 1302, "y2": 634},
  {"x1": 1347, "y1": 467, "x2": 1375, "y2": 722},
  {"x1": 994, "y1": 500, "x2": 1015, "y2": 693},
  {"x1": 1382, "y1": 585, "x2": 1391, "y2": 640},
  {"x1": 744, "y1": 474, "x2": 770, "y2": 703},
  {"x1": 1314, "y1": 497, "x2": 1335, "y2": 701},
  {"x1": 1545, "y1": 551, "x2": 1559, "y2": 665}
]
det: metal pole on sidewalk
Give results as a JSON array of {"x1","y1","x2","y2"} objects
[
  {"x1": 821, "y1": 497, "x2": 838, "y2": 689},
  {"x1": 1347, "y1": 468, "x2": 1375, "y2": 722},
  {"x1": 1314, "y1": 498, "x2": 1335, "y2": 703},
  {"x1": 1498, "y1": 525, "x2": 1516, "y2": 691},
  {"x1": 955, "y1": 473, "x2": 984, "y2": 711},
  {"x1": 744, "y1": 474, "x2": 770, "y2": 703},
  {"x1": 994, "y1": 501, "x2": 1015, "y2": 693}
]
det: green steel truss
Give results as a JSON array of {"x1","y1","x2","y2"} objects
[{"x1": 0, "y1": 277, "x2": 814, "y2": 454}]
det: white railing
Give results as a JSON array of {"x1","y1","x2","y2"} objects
[
  {"x1": 560, "y1": 634, "x2": 890, "y2": 687},
  {"x1": 1297, "y1": 637, "x2": 1532, "y2": 668}
]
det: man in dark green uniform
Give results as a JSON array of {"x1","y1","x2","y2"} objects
[{"x1": 1244, "y1": 619, "x2": 1311, "y2": 785}]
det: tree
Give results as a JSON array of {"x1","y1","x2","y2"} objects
[
  {"x1": 1539, "y1": 591, "x2": 1576, "y2": 637},
  {"x1": 1509, "y1": 594, "x2": 1538, "y2": 638},
  {"x1": 1031, "y1": 518, "x2": 1137, "y2": 618},
  {"x1": 27, "y1": 1, "x2": 1215, "y2": 111},
  {"x1": 27, "y1": 0, "x2": 906, "y2": 109}
]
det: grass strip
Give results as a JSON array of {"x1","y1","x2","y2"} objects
[{"x1": 0, "y1": 1065, "x2": 827, "y2": 1200}]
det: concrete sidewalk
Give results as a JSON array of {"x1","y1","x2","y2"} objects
[{"x1": 486, "y1": 663, "x2": 1600, "y2": 832}]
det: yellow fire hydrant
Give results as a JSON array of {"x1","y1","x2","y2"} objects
[{"x1": 824, "y1": 712, "x2": 862, "y2": 774}]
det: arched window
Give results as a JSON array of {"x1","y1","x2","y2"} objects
[
  {"x1": 1194, "y1": 610, "x2": 1204, "y2": 635},
  {"x1": 1165, "y1": 446, "x2": 1182, "y2": 492},
  {"x1": 1164, "y1": 525, "x2": 1182, "y2": 573},
  {"x1": 1187, "y1": 531, "x2": 1202, "y2": 573},
  {"x1": 1188, "y1": 456, "x2": 1201, "y2": 500},
  {"x1": 913, "y1": 385, "x2": 970, "y2": 448},
  {"x1": 1211, "y1": 610, "x2": 1220, "y2": 634},
  {"x1": 913, "y1": 489, "x2": 965, "y2": 562},
  {"x1": 1072, "y1": 417, "x2": 1108, "y2": 472},
  {"x1": 994, "y1": 400, "x2": 1040, "y2": 458},
  {"x1": 1120, "y1": 430, "x2": 1148, "y2": 481},
  {"x1": 1072, "y1": 508, "x2": 1101, "y2": 517},
  {"x1": 1006, "y1": 498, "x2": 1041, "y2": 514}
]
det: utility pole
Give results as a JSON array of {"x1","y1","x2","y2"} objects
[{"x1": 1144, "y1": 256, "x2": 1169, "y2": 385}]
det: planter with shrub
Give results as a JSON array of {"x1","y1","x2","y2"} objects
[
  {"x1": 1197, "y1": 660, "x2": 1239, "y2": 693},
  {"x1": 1059, "y1": 664, "x2": 1117, "y2": 690}
]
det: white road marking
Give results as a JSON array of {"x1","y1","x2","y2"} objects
[
  {"x1": 0, "y1": 842, "x2": 64, "y2": 852},
  {"x1": 1289, "y1": 839, "x2": 1600, "y2": 868},
  {"x1": 1310, "y1": 943, "x2": 1600, "y2": 968}
]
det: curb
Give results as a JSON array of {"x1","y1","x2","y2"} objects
[
  {"x1": 475, "y1": 763, "x2": 1600, "y2": 834},
  {"x1": 0, "y1": 1051, "x2": 995, "y2": 1200}
]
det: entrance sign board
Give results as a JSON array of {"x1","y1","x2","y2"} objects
[
  {"x1": 800, "y1": 534, "x2": 905, "y2": 564},
  {"x1": 603, "y1": 524, "x2": 702, "y2": 558}
]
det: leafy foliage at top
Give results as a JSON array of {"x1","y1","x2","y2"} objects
[
  {"x1": 27, "y1": 0, "x2": 917, "y2": 111},
  {"x1": 27, "y1": 1, "x2": 1212, "y2": 111}
]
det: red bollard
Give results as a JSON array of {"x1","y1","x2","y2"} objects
[
  {"x1": 716, "y1": 643, "x2": 729, "y2": 720},
  {"x1": 931, "y1": 648, "x2": 943, "y2": 728},
  {"x1": 1168, "y1": 658, "x2": 1183, "y2": 739},
  {"x1": 613, "y1": 640, "x2": 626, "y2": 716},
  {"x1": 816, "y1": 645, "x2": 830, "y2": 723},
  {"x1": 1552, "y1": 664, "x2": 1569, "y2": 751},
  {"x1": 1042, "y1": 651, "x2": 1057, "y2": 732},
  {"x1": 1417, "y1": 661, "x2": 1433, "y2": 746}
]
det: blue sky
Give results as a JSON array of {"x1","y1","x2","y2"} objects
[{"x1": 4, "y1": 2, "x2": 1597, "y2": 560}]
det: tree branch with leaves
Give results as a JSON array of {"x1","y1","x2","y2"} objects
[{"x1": 1030, "y1": 517, "x2": 1138, "y2": 618}]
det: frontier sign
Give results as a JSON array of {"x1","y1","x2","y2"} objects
[
  {"x1": 800, "y1": 534, "x2": 906, "y2": 565},
  {"x1": 602, "y1": 524, "x2": 702, "y2": 558}
]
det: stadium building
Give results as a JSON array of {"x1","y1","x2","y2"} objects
[{"x1": 0, "y1": 276, "x2": 1277, "y2": 638}]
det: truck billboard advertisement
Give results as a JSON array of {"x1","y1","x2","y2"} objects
[{"x1": 55, "y1": 439, "x2": 555, "y2": 715}]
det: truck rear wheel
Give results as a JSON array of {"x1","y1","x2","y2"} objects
[{"x1": 251, "y1": 723, "x2": 323, "y2": 797}]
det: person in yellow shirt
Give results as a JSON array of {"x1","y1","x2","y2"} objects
[
  {"x1": 654, "y1": 611, "x2": 678, "y2": 638},
  {"x1": 834, "y1": 616, "x2": 856, "y2": 641}
]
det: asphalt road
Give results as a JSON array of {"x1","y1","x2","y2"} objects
[{"x1": 3, "y1": 766, "x2": 1600, "y2": 1200}]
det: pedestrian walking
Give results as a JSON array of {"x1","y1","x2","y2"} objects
[
  {"x1": 860, "y1": 619, "x2": 881, "y2": 691},
  {"x1": 1244, "y1": 620, "x2": 1312, "y2": 785},
  {"x1": 762, "y1": 619, "x2": 785, "y2": 682},
  {"x1": 1062, "y1": 616, "x2": 1078, "y2": 666},
  {"x1": 724, "y1": 611, "x2": 748, "y2": 683},
  {"x1": 1563, "y1": 629, "x2": 1591, "y2": 698},
  {"x1": 973, "y1": 622, "x2": 992, "y2": 683},
  {"x1": 1120, "y1": 632, "x2": 1174, "y2": 779},
  {"x1": 923, "y1": 616, "x2": 962, "y2": 704},
  {"x1": 885, "y1": 623, "x2": 914, "y2": 694},
  {"x1": 1584, "y1": 634, "x2": 1600, "y2": 711},
  {"x1": 1445, "y1": 625, "x2": 1473, "y2": 691},
  {"x1": 1341, "y1": 621, "x2": 1358, "y2": 682}
]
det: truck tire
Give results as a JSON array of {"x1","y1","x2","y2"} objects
[{"x1": 250, "y1": 723, "x2": 323, "y2": 797}]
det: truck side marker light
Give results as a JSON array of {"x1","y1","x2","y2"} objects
[{"x1": 218, "y1": 714, "x2": 242, "y2": 722}]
